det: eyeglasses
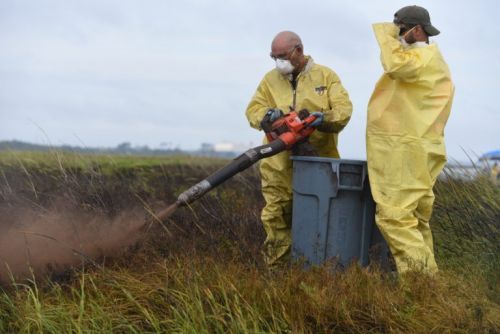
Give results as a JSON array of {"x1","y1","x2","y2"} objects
[{"x1": 270, "y1": 45, "x2": 299, "y2": 61}]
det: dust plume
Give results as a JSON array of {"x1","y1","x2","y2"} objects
[{"x1": 0, "y1": 202, "x2": 148, "y2": 283}]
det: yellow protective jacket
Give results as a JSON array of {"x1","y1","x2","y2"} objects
[
  {"x1": 368, "y1": 23, "x2": 454, "y2": 139},
  {"x1": 246, "y1": 57, "x2": 352, "y2": 157}
]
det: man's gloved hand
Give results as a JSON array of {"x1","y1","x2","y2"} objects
[
  {"x1": 265, "y1": 108, "x2": 283, "y2": 122},
  {"x1": 260, "y1": 108, "x2": 284, "y2": 132},
  {"x1": 308, "y1": 111, "x2": 324, "y2": 128}
]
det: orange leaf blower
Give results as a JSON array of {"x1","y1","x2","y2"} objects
[{"x1": 152, "y1": 110, "x2": 318, "y2": 221}]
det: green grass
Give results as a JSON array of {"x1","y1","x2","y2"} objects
[
  {"x1": 0, "y1": 151, "x2": 498, "y2": 333},
  {"x1": 0, "y1": 150, "x2": 227, "y2": 170}
]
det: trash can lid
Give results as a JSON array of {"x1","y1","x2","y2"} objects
[{"x1": 290, "y1": 156, "x2": 367, "y2": 165}]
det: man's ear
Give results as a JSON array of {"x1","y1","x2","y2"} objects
[{"x1": 416, "y1": 25, "x2": 426, "y2": 37}]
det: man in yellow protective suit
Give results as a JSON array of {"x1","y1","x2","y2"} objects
[
  {"x1": 246, "y1": 31, "x2": 353, "y2": 266},
  {"x1": 367, "y1": 6, "x2": 454, "y2": 273}
]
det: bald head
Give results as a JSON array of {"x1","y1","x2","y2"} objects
[
  {"x1": 271, "y1": 31, "x2": 302, "y2": 51},
  {"x1": 270, "y1": 31, "x2": 306, "y2": 76}
]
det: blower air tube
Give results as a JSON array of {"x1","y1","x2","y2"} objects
[{"x1": 177, "y1": 139, "x2": 286, "y2": 205}]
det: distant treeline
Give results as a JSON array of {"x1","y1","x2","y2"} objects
[{"x1": 0, "y1": 140, "x2": 236, "y2": 158}]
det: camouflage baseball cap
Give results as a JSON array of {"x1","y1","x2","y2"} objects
[{"x1": 393, "y1": 5, "x2": 440, "y2": 36}]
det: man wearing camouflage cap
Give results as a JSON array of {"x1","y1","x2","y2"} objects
[{"x1": 366, "y1": 6, "x2": 455, "y2": 274}]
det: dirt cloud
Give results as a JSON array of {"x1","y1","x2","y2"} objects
[{"x1": 0, "y1": 202, "x2": 146, "y2": 283}]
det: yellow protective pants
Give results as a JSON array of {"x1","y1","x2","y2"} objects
[
  {"x1": 375, "y1": 189, "x2": 438, "y2": 273},
  {"x1": 368, "y1": 136, "x2": 445, "y2": 274},
  {"x1": 259, "y1": 149, "x2": 293, "y2": 266}
]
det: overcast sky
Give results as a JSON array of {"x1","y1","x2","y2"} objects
[{"x1": 1, "y1": 0, "x2": 498, "y2": 161}]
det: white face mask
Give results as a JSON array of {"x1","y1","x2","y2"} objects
[
  {"x1": 399, "y1": 36, "x2": 410, "y2": 48},
  {"x1": 275, "y1": 59, "x2": 295, "y2": 75},
  {"x1": 399, "y1": 26, "x2": 416, "y2": 48}
]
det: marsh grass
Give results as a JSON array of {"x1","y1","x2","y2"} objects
[
  {"x1": 0, "y1": 258, "x2": 497, "y2": 333},
  {"x1": 0, "y1": 151, "x2": 498, "y2": 333}
]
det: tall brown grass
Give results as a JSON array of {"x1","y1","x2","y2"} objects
[{"x1": 0, "y1": 151, "x2": 498, "y2": 333}]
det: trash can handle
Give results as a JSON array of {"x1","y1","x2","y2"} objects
[{"x1": 333, "y1": 162, "x2": 366, "y2": 191}]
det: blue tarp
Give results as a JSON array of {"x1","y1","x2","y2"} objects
[{"x1": 480, "y1": 150, "x2": 500, "y2": 160}]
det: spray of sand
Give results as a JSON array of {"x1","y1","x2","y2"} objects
[{"x1": 0, "y1": 202, "x2": 149, "y2": 283}]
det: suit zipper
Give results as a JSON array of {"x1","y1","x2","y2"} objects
[{"x1": 291, "y1": 79, "x2": 298, "y2": 111}]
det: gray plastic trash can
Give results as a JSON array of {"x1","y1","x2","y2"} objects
[{"x1": 291, "y1": 157, "x2": 388, "y2": 268}]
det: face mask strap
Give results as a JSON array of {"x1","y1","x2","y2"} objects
[{"x1": 403, "y1": 25, "x2": 417, "y2": 38}]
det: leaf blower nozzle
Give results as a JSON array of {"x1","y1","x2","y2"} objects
[{"x1": 176, "y1": 138, "x2": 286, "y2": 206}]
